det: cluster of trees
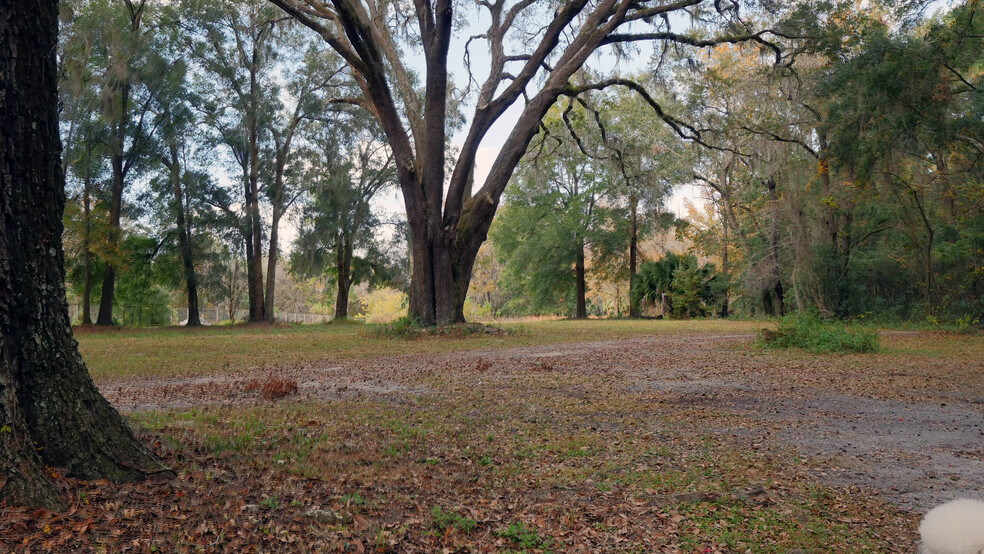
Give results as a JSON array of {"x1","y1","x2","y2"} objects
[
  {"x1": 58, "y1": 0, "x2": 401, "y2": 326},
  {"x1": 471, "y1": 1, "x2": 983, "y2": 323},
  {"x1": 677, "y1": 1, "x2": 984, "y2": 321},
  {"x1": 58, "y1": 0, "x2": 984, "y2": 325},
  {"x1": 4, "y1": 0, "x2": 981, "y2": 512}
]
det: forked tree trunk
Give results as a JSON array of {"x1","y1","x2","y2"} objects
[{"x1": 0, "y1": 0, "x2": 171, "y2": 510}]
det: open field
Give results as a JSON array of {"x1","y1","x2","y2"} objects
[
  {"x1": 3, "y1": 320, "x2": 982, "y2": 552},
  {"x1": 73, "y1": 319, "x2": 763, "y2": 381}
]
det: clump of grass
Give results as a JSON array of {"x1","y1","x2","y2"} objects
[
  {"x1": 366, "y1": 316, "x2": 518, "y2": 340},
  {"x1": 497, "y1": 521, "x2": 558, "y2": 552},
  {"x1": 758, "y1": 314, "x2": 879, "y2": 353},
  {"x1": 430, "y1": 506, "x2": 478, "y2": 533}
]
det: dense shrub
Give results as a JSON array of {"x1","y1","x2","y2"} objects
[
  {"x1": 758, "y1": 314, "x2": 880, "y2": 353},
  {"x1": 632, "y1": 253, "x2": 725, "y2": 318}
]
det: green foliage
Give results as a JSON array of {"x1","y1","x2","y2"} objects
[
  {"x1": 632, "y1": 254, "x2": 724, "y2": 318},
  {"x1": 430, "y1": 506, "x2": 477, "y2": 533},
  {"x1": 497, "y1": 522, "x2": 558, "y2": 552},
  {"x1": 367, "y1": 317, "x2": 516, "y2": 340},
  {"x1": 758, "y1": 314, "x2": 880, "y2": 354}
]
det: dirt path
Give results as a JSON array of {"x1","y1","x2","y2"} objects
[{"x1": 100, "y1": 333, "x2": 984, "y2": 512}]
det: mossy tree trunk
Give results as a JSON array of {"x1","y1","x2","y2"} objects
[{"x1": 0, "y1": 0, "x2": 171, "y2": 510}]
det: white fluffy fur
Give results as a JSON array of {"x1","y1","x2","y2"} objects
[{"x1": 919, "y1": 498, "x2": 984, "y2": 554}]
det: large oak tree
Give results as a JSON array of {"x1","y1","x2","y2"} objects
[
  {"x1": 268, "y1": 0, "x2": 781, "y2": 324},
  {"x1": 1, "y1": 0, "x2": 169, "y2": 509}
]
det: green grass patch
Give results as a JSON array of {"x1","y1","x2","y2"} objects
[
  {"x1": 758, "y1": 315, "x2": 879, "y2": 353},
  {"x1": 77, "y1": 319, "x2": 761, "y2": 380},
  {"x1": 497, "y1": 521, "x2": 559, "y2": 552},
  {"x1": 430, "y1": 506, "x2": 478, "y2": 533}
]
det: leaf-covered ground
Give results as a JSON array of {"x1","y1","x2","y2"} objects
[{"x1": 3, "y1": 322, "x2": 981, "y2": 552}]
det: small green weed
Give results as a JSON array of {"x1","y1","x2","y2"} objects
[
  {"x1": 430, "y1": 506, "x2": 478, "y2": 533},
  {"x1": 340, "y1": 492, "x2": 366, "y2": 507},
  {"x1": 497, "y1": 521, "x2": 558, "y2": 552},
  {"x1": 260, "y1": 496, "x2": 281, "y2": 510}
]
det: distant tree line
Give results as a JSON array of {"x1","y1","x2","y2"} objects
[{"x1": 58, "y1": 0, "x2": 402, "y2": 326}]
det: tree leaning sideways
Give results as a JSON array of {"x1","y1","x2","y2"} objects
[
  {"x1": 0, "y1": 0, "x2": 170, "y2": 510},
  {"x1": 268, "y1": 0, "x2": 782, "y2": 325}
]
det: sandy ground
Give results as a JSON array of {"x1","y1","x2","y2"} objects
[{"x1": 99, "y1": 333, "x2": 984, "y2": 512}]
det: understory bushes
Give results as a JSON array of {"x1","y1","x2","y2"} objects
[{"x1": 758, "y1": 314, "x2": 880, "y2": 353}]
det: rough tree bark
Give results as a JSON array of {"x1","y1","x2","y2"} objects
[
  {"x1": 0, "y1": 0, "x2": 171, "y2": 510},
  {"x1": 264, "y1": 115, "x2": 305, "y2": 323}
]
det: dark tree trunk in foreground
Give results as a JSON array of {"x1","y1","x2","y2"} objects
[{"x1": 0, "y1": 0, "x2": 171, "y2": 510}]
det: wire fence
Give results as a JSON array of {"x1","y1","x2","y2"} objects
[{"x1": 68, "y1": 304, "x2": 333, "y2": 327}]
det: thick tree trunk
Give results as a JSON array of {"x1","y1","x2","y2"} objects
[
  {"x1": 334, "y1": 235, "x2": 353, "y2": 320},
  {"x1": 406, "y1": 213, "x2": 464, "y2": 325},
  {"x1": 575, "y1": 236, "x2": 587, "y2": 319},
  {"x1": 1, "y1": 1, "x2": 171, "y2": 510},
  {"x1": 628, "y1": 195, "x2": 640, "y2": 318}
]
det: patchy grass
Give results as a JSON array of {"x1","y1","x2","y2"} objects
[
  {"x1": 76, "y1": 318, "x2": 760, "y2": 380},
  {"x1": 5, "y1": 381, "x2": 913, "y2": 552},
  {"x1": 758, "y1": 315, "x2": 880, "y2": 353},
  {"x1": 17, "y1": 321, "x2": 979, "y2": 551}
]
